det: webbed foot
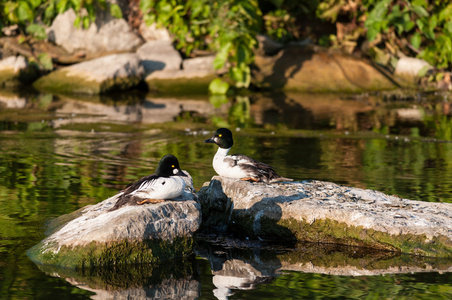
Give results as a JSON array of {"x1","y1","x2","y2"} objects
[
  {"x1": 137, "y1": 199, "x2": 165, "y2": 205},
  {"x1": 240, "y1": 177, "x2": 260, "y2": 182}
]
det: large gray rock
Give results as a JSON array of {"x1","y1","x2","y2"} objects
[
  {"x1": 47, "y1": 9, "x2": 142, "y2": 54},
  {"x1": 28, "y1": 173, "x2": 200, "y2": 269},
  {"x1": 198, "y1": 176, "x2": 452, "y2": 257},
  {"x1": 252, "y1": 45, "x2": 397, "y2": 92},
  {"x1": 144, "y1": 55, "x2": 218, "y2": 94},
  {"x1": 139, "y1": 21, "x2": 172, "y2": 42},
  {"x1": 395, "y1": 57, "x2": 432, "y2": 78},
  {"x1": 33, "y1": 53, "x2": 144, "y2": 94},
  {"x1": 136, "y1": 40, "x2": 182, "y2": 76}
]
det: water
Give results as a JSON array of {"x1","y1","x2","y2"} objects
[{"x1": 1, "y1": 90, "x2": 452, "y2": 299}]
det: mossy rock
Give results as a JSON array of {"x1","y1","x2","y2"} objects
[
  {"x1": 28, "y1": 189, "x2": 200, "y2": 269},
  {"x1": 27, "y1": 237, "x2": 194, "y2": 269},
  {"x1": 0, "y1": 65, "x2": 39, "y2": 88},
  {"x1": 199, "y1": 177, "x2": 452, "y2": 258},
  {"x1": 145, "y1": 71, "x2": 216, "y2": 95}
]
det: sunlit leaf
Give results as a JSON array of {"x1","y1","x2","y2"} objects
[
  {"x1": 37, "y1": 52, "x2": 53, "y2": 71},
  {"x1": 411, "y1": 5, "x2": 429, "y2": 18},
  {"x1": 28, "y1": 0, "x2": 42, "y2": 9},
  {"x1": 56, "y1": 0, "x2": 68, "y2": 14},
  {"x1": 208, "y1": 78, "x2": 229, "y2": 95},
  {"x1": 26, "y1": 24, "x2": 47, "y2": 40},
  {"x1": 417, "y1": 65, "x2": 431, "y2": 77},
  {"x1": 17, "y1": 1, "x2": 33, "y2": 22},
  {"x1": 110, "y1": 4, "x2": 123, "y2": 19},
  {"x1": 213, "y1": 42, "x2": 232, "y2": 70},
  {"x1": 411, "y1": 32, "x2": 421, "y2": 49}
]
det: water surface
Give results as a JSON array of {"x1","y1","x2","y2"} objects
[{"x1": 1, "y1": 90, "x2": 452, "y2": 299}]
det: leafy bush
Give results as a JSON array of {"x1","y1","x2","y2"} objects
[
  {"x1": 140, "y1": 0, "x2": 263, "y2": 90},
  {"x1": 317, "y1": 0, "x2": 452, "y2": 72},
  {"x1": 1, "y1": 0, "x2": 122, "y2": 38}
]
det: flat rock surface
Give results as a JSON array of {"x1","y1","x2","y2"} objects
[
  {"x1": 199, "y1": 176, "x2": 452, "y2": 257},
  {"x1": 33, "y1": 53, "x2": 144, "y2": 94},
  {"x1": 45, "y1": 192, "x2": 200, "y2": 248}
]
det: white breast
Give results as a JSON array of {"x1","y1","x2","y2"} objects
[
  {"x1": 130, "y1": 176, "x2": 186, "y2": 200},
  {"x1": 212, "y1": 148, "x2": 248, "y2": 179}
]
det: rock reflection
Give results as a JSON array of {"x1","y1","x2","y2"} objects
[
  {"x1": 196, "y1": 237, "x2": 452, "y2": 299},
  {"x1": 0, "y1": 91, "x2": 226, "y2": 128},
  {"x1": 1, "y1": 90, "x2": 451, "y2": 137},
  {"x1": 34, "y1": 258, "x2": 200, "y2": 299}
]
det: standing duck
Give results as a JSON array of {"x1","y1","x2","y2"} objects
[
  {"x1": 204, "y1": 128, "x2": 292, "y2": 184},
  {"x1": 109, "y1": 154, "x2": 187, "y2": 211}
]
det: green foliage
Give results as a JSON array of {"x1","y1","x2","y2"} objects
[
  {"x1": 317, "y1": 0, "x2": 452, "y2": 71},
  {"x1": 0, "y1": 0, "x2": 122, "y2": 38},
  {"x1": 140, "y1": 0, "x2": 262, "y2": 89},
  {"x1": 208, "y1": 78, "x2": 230, "y2": 95}
]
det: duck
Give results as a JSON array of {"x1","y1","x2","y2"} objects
[
  {"x1": 204, "y1": 128, "x2": 292, "y2": 184},
  {"x1": 109, "y1": 154, "x2": 187, "y2": 211}
]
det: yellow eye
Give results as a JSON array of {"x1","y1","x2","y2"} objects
[
  {"x1": 172, "y1": 165, "x2": 175, "y2": 168},
  {"x1": 219, "y1": 134, "x2": 222, "y2": 137}
]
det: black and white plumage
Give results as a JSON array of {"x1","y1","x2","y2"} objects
[
  {"x1": 109, "y1": 154, "x2": 187, "y2": 211},
  {"x1": 204, "y1": 128, "x2": 292, "y2": 184}
]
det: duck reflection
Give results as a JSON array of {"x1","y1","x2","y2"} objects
[{"x1": 196, "y1": 236, "x2": 452, "y2": 299}]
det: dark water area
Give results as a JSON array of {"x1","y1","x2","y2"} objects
[{"x1": 1, "y1": 89, "x2": 452, "y2": 298}]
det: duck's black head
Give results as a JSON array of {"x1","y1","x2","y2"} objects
[
  {"x1": 156, "y1": 154, "x2": 187, "y2": 177},
  {"x1": 204, "y1": 128, "x2": 233, "y2": 149}
]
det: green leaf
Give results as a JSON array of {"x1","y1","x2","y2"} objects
[
  {"x1": 17, "y1": 1, "x2": 33, "y2": 22},
  {"x1": 236, "y1": 43, "x2": 250, "y2": 65},
  {"x1": 82, "y1": 16, "x2": 90, "y2": 29},
  {"x1": 74, "y1": 16, "x2": 81, "y2": 28},
  {"x1": 230, "y1": 65, "x2": 250, "y2": 88},
  {"x1": 44, "y1": 2, "x2": 56, "y2": 22},
  {"x1": 29, "y1": 0, "x2": 42, "y2": 9},
  {"x1": 417, "y1": 65, "x2": 431, "y2": 77},
  {"x1": 213, "y1": 42, "x2": 232, "y2": 70},
  {"x1": 208, "y1": 78, "x2": 230, "y2": 95},
  {"x1": 435, "y1": 72, "x2": 444, "y2": 82},
  {"x1": 37, "y1": 53, "x2": 53, "y2": 71},
  {"x1": 411, "y1": 5, "x2": 429, "y2": 18},
  {"x1": 110, "y1": 4, "x2": 123, "y2": 19},
  {"x1": 56, "y1": 0, "x2": 68, "y2": 14},
  {"x1": 26, "y1": 24, "x2": 47, "y2": 40},
  {"x1": 439, "y1": 4, "x2": 452, "y2": 22},
  {"x1": 411, "y1": 32, "x2": 421, "y2": 49}
]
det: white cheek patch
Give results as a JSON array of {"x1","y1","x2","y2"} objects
[{"x1": 173, "y1": 168, "x2": 179, "y2": 175}]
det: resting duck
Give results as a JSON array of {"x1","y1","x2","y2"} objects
[
  {"x1": 204, "y1": 128, "x2": 292, "y2": 184},
  {"x1": 109, "y1": 154, "x2": 187, "y2": 211}
]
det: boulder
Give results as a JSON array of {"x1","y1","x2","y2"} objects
[
  {"x1": 27, "y1": 173, "x2": 200, "y2": 269},
  {"x1": 394, "y1": 57, "x2": 433, "y2": 86},
  {"x1": 136, "y1": 40, "x2": 182, "y2": 76},
  {"x1": 145, "y1": 55, "x2": 218, "y2": 94},
  {"x1": 0, "y1": 55, "x2": 39, "y2": 87},
  {"x1": 47, "y1": 9, "x2": 142, "y2": 54},
  {"x1": 252, "y1": 45, "x2": 397, "y2": 92},
  {"x1": 139, "y1": 21, "x2": 172, "y2": 42},
  {"x1": 198, "y1": 176, "x2": 452, "y2": 257},
  {"x1": 33, "y1": 53, "x2": 144, "y2": 95}
]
